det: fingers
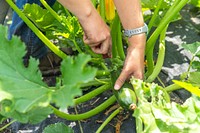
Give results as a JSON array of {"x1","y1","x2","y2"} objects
[
  {"x1": 84, "y1": 34, "x2": 112, "y2": 55},
  {"x1": 114, "y1": 69, "x2": 144, "y2": 90},
  {"x1": 114, "y1": 69, "x2": 129, "y2": 90}
]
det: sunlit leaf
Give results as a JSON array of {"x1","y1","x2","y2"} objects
[
  {"x1": 173, "y1": 80, "x2": 200, "y2": 97},
  {"x1": 131, "y1": 78, "x2": 200, "y2": 132},
  {"x1": 23, "y1": 3, "x2": 58, "y2": 31},
  {"x1": 0, "y1": 25, "x2": 52, "y2": 123}
]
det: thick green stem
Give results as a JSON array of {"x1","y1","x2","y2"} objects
[
  {"x1": 96, "y1": 70, "x2": 110, "y2": 77},
  {"x1": 111, "y1": 14, "x2": 125, "y2": 60},
  {"x1": 51, "y1": 95, "x2": 116, "y2": 120},
  {"x1": 145, "y1": 48, "x2": 154, "y2": 78},
  {"x1": 96, "y1": 107, "x2": 122, "y2": 133},
  {"x1": 116, "y1": 19, "x2": 125, "y2": 60},
  {"x1": 100, "y1": 62, "x2": 109, "y2": 70},
  {"x1": 145, "y1": 0, "x2": 188, "y2": 55},
  {"x1": 6, "y1": 0, "x2": 67, "y2": 59},
  {"x1": 80, "y1": 78, "x2": 110, "y2": 88},
  {"x1": 100, "y1": 0, "x2": 106, "y2": 21},
  {"x1": 74, "y1": 83, "x2": 111, "y2": 105},
  {"x1": 147, "y1": 0, "x2": 164, "y2": 32},
  {"x1": 165, "y1": 84, "x2": 182, "y2": 92},
  {"x1": 145, "y1": 0, "x2": 188, "y2": 76},
  {"x1": 40, "y1": 0, "x2": 62, "y2": 22},
  {"x1": 146, "y1": 25, "x2": 168, "y2": 82}
]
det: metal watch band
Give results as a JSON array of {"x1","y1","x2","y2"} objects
[{"x1": 123, "y1": 23, "x2": 148, "y2": 38}]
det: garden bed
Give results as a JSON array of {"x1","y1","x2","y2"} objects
[{"x1": 1, "y1": 3, "x2": 200, "y2": 133}]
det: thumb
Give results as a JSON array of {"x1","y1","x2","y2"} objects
[{"x1": 114, "y1": 70, "x2": 129, "y2": 90}]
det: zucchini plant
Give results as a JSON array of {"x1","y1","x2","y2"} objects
[{"x1": 1, "y1": 0, "x2": 200, "y2": 132}]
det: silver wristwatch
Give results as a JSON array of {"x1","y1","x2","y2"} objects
[{"x1": 123, "y1": 23, "x2": 148, "y2": 38}]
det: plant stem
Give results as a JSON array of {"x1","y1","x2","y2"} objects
[
  {"x1": 0, "y1": 119, "x2": 16, "y2": 131},
  {"x1": 80, "y1": 78, "x2": 110, "y2": 88},
  {"x1": 186, "y1": 54, "x2": 195, "y2": 74},
  {"x1": 147, "y1": 0, "x2": 164, "y2": 32},
  {"x1": 145, "y1": 0, "x2": 188, "y2": 76},
  {"x1": 96, "y1": 70, "x2": 110, "y2": 77},
  {"x1": 165, "y1": 83, "x2": 182, "y2": 92},
  {"x1": 74, "y1": 106, "x2": 84, "y2": 133},
  {"x1": 96, "y1": 107, "x2": 122, "y2": 133},
  {"x1": 6, "y1": 0, "x2": 67, "y2": 59},
  {"x1": 100, "y1": 0, "x2": 106, "y2": 21},
  {"x1": 51, "y1": 95, "x2": 116, "y2": 120},
  {"x1": 145, "y1": 48, "x2": 154, "y2": 78},
  {"x1": 72, "y1": 39, "x2": 83, "y2": 53},
  {"x1": 40, "y1": 0, "x2": 62, "y2": 22},
  {"x1": 74, "y1": 83, "x2": 111, "y2": 105},
  {"x1": 115, "y1": 14, "x2": 125, "y2": 60},
  {"x1": 146, "y1": 25, "x2": 168, "y2": 82},
  {"x1": 110, "y1": 13, "x2": 126, "y2": 60},
  {"x1": 157, "y1": 76, "x2": 166, "y2": 88}
]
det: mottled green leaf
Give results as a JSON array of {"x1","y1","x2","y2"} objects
[{"x1": 23, "y1": 3, "x2": 58, "y2": 31}]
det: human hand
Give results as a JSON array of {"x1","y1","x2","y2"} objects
[
  {"x1": 79, "y1": 10, "x2": 112, "y2": 56},
  {"x1": 114, "y1": 33, "x2": 146, "y2": 90}
]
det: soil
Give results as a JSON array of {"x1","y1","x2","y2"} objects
[{"x1": 1, "y1": 4, "x2": 200, "y2": 133}]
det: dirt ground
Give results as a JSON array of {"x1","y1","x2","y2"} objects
[{"x1": 1, "y1": 4, "x2": 200, "y2": 133}]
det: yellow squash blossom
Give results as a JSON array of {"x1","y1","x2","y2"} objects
[{"x1": 105, "y1": 0, "x2": 115, "y2": 21}]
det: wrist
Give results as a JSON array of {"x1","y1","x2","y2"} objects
[
  {"x1": 128, "y1": 33, "x2": 146, "y2": 48},
  {"x1": 123, "y1": 23, "x2": 148, "y2": 38}
]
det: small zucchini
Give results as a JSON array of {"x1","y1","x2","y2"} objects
[{"x1": 111, "y1": 70, "x2": 137, "y2": 110}]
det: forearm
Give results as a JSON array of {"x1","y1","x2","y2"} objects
[
  {"x1": 113, "y1": 0, "x2": 144, "y2": 29},
  {"x1": 57, "y1": 0, "x2": 97, "y2": 22}
]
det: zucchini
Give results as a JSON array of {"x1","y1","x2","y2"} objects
[{"x1": 111, "y1": 70, "x2": 137, "y2": 110}]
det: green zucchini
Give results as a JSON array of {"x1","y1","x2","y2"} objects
[{"x1": 111, "y1": 70, "x2": 137, "y2": 110}]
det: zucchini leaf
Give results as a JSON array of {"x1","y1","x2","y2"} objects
[
  {"x1": 43, "y1": 123, "x2": 74, "y2": 133},
  {"x1": 23, "y1": 3, "x2": 83, "y2": 50},
  {"x1": 181, "y1": 42, "x2": 200, "y2": 57},
  {"x1": 0, "y1": 25, "x2": 97, "y2": 123},
  {"x1": 131, "y1": 78, "x2": 200, "y2": 133},
  {"x1": 23, "y1": 3, "x2": 58, "y2": 31},
  {"x1": 52, "y1": 53, "x2": 97, "y2": 108},
  {"x1": 0, "y1": 25, "x2": 52, "y2": 123}
]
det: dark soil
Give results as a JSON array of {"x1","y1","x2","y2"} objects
[{"x1": 1, "y1": 4, "x2": 200, "y2": 133}]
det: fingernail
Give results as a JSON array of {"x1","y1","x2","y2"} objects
[{"x1": 114, "y1": 84, "x2": 120, "y2": 90}]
